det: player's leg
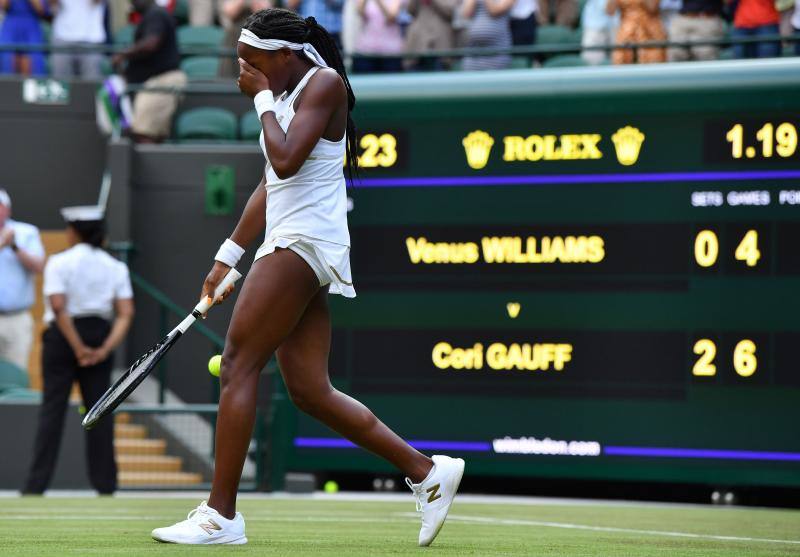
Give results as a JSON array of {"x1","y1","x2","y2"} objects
[
  {"x1": 276, "y1": 287, "x2": 433, "y2": 482},
  {"x1": 276, "y1": 288, "x2": 465, "y2": 546},
  {"x1": 152, "y1": 248, "x2": 319, "y2": 544}
]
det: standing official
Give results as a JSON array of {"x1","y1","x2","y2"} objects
[
  {"x1": 0, "y1": 189, "x2": 45, "y2": 371},
  {"x1": 23, "y1": 206, "x2": 134, "y2": 495}
]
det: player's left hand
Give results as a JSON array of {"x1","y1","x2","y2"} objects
[{"x1": 237, "y1": 58, "x2": 270, "y2": 98}]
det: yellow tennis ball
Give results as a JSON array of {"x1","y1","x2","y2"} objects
[
  {"x1": 324, "y1": 480, "x2": 339, "y2": 494},
  {"x1": 208, "y1": 355, "x2": 222, "y2": 377}
]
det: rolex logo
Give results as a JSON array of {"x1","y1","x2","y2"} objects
[
  {"x1": 462, "y1": 130, "x2": 494, "y2": 170},
  {"x1": 611, "y1": 126, "x2": 645, "y2": 166}
]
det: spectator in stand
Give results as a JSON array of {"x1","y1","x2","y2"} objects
[
  {"x1": 0, "y1": 0, "x2": 48, "y2": 75},
  {"x1": 189, "y1": 0, "x2": 214, "y2": 25},
  {"x1": 49, "y1": 0, "x2": 107, "y2": 80},
  {"x1": 218, "y1": 0, "x2": 272, "y2": 78},
  {"x1": 581, "y1": 0, "x2": 618, "y2": 64},
  {"x1": 509, "y1": 0, "x2": 537, "y2": 58},
  {"x1": 668, "y1": 0, "x2": 725, "y2": 61},
  {"x1": 0, "y1": 189, "x2": 45, "y2": 372},
  {"x1": 404, "y1": 0, "x2": 458, "y2": 71},
  {"x1": 286, "y1": 0, "x2": 344, "y2": 47},
  {"x1": 608, "y1": 0, "x2": 666, "y2": 63},
  {"x1": 341, "y1": 0, "x2": 362, "y2": 52},
  {"x1": 112, "y1": 0, "x2": 186, "y2": 142},
  {"x1": 352, "y1": 0, "x2": 405, "y2": 73},
  {"x1": 729, "y1": 0, "x2": 781, "y2": 57},
  {"x1": 793, "y1": 0, "x2": 800, "y2": 54},
  {"x1": 659, "y1": 0, "x2": 681, "y2": 31},
  {"x1": 536, "y1": 0, "x2": 578, "y2": 27},
  {"x1": 461, "y1": 0, "x2": 514, "y2": 70}
]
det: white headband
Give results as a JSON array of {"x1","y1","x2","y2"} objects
[{"x1": 238, "y1": 29, "x2": 329, "y2": 68}]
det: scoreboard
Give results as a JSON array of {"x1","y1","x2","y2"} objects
[{"x1": 271, "y1": 60, "x2": 800, "y2": 489}]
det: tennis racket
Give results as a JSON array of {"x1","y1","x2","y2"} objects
[{"x1": 82, "y1": 268, "x2": 242, "y2": 430}]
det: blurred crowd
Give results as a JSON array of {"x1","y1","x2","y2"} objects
[{"x1": 1, "y1": 0, "x2": 798, "y2": 78}]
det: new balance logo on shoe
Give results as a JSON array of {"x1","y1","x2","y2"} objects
[
  {"x1": 426, "y1": 483, "x2": 442, "y2": 504},
  {"x1": 199, "y1": 519, "x2": 222, "y2": 535}
]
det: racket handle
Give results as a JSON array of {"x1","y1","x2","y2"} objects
[{"x1": 194, "y1": 268, "x2": 243, "y2": 315}]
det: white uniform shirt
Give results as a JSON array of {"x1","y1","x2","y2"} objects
[
  {"x1": 43, "y1": 243, "x2": 133, "y2": 324},
  {"x1": 51, "y1": 0, "x2": 107, "y2": 44}
]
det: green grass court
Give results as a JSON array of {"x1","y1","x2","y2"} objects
[{"x1": 1, "y1": 495, "x2": 798, "y2": 556}]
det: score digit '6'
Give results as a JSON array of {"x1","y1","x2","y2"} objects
[{"x1": 692, "y1": 338, "x2": 757, "y2": 378}]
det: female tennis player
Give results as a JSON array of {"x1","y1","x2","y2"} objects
[{"x1": 151, "y1": 9, "x2": 464, "y2": 547}]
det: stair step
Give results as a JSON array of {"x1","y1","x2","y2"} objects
[
  {"x1": 115, "y1": 412, "x2": 131, "y2": 424},
  {"x1": 114, "y1": 423, "x2": 148, "y2": 439},
  {"x1": 115, "y1": 438, "x2": 166, "y2": 455},
  {"x1": 116, "y1": 454, "x2": 183, "y2": 472},
  {"x1": 118, "y1": 471, "x2": 204, "y2": 486}
]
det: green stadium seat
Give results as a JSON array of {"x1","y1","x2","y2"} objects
[
  {"x1": 177, "y1": 25, "x2": 225, "y2": 53},
  {"x1": 181, "y1": 56, "x2": 221, "y2": 80},
  {"x1": 510, "y1": 56, "x2": 530, "y2": 69},
  {"x1": 173, "y1": 0, "x2": 190, "y2": 25},
  {"x1": 543, "y1": 54, "x2": 588, "y2": 68},
  {"x1": 175, "y1": 107, "x2": 238, "y2": 141},
  {"x1": 0, "y1": 387, "x2": 41, "y2": 402},
  {"x1": 115, "y1": 25, "x2": 136, "y2": 46},
  {"x1": 536, "y1": 25, "x2": 576, "y2": 46},
  {"x1": 0, "y1": 358, "x2": 29, "y2": 392},
  {"x1": 240, "y1": 111, "x2": 262, "y2": 141}
]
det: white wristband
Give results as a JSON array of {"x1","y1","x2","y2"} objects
[
  {"x1": 214, "y1": 238, "x2": 245, "y2": 268},
  {"x1": 254, "y1": 90, "x2": 275, "y2": 119}
]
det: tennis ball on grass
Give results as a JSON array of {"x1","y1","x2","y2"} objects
[{"x1": 208, "y1": 355, "x2": 222, "y2": 377}]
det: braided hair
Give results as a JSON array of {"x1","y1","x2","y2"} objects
[{"x1": 243, "y1": 8, "x2": 358, "y2": 183}]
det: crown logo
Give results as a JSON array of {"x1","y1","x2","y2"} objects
[
  {"x1": 611, "y1": 126, "x2": 645, "y2": 166},
  {"x1": 462, "y1": 130, "x2": 494, "y2": 170}
]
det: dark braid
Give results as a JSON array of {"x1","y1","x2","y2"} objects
[{"x1": 244, "y1": 9, "x2": 358, "y2": 184}]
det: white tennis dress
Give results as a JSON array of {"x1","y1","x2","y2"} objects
[{"x1": 254, "y1": 66, "x2": 355, "y2": 298}]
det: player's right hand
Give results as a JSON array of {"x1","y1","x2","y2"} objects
[{"x1": 200, "y1": 261, "x2": 235, "y2": 314}]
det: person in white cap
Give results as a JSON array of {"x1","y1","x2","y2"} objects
[
  {"x1": 0, "y1": 188, "x2": 45, "y2": 372},
  {"x1": 151, "y1": 8, "x2": 464, "y2": 548},
  {"x1": 23, "y1": 206, "x2": 134, "y2": 495}
]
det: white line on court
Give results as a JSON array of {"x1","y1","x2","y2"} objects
[
  {"x1": 436, "y1": 513, "x2": 800, "y2": 546},
  {"x1": 0, "y1": 490, "x2": 781, "y2": 512},
  {"x1": 2, "y1": 510, "x2": 799, "y2": 546}
]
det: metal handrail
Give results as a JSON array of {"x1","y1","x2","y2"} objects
[
  {"x1": 0, "y1": 33, "x2": 795, "y2": 59},
  {"x1": 128, "y1": 272, "x2": 225, "y2": 349},
  {"x1": 108, "y1": 242, "x2": 223, "y2": 403}
]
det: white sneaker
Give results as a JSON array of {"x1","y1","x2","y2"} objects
[
  {"x1": 151, "y1": 501, "x2": 247, "y2": 545},
  {"x1": 406, "y1": 455, "x2": 465, "y2": 546}
]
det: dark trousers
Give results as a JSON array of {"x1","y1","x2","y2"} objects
[
  {"x1": 23, "y1": 318, "x2": 117, "y2": 494},
  {"x1": 731, "y1": 24, "x2": 781, "y2": 59},
  {"x1": 511, "y1": 14, "x2": 539, "y2": 64},
  {"x1": 510, "y1": 14, "x2": 538, "y2": 46}
]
